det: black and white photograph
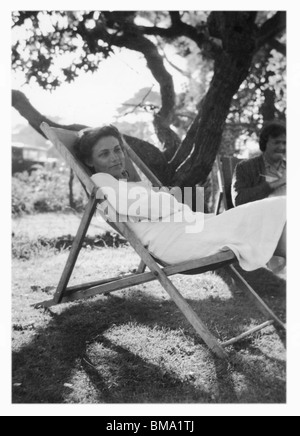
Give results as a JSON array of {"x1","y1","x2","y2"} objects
[{"x1": 5, "y1": 1, "x2": 300, "y2": 416}]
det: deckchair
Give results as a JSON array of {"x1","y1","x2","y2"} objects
[{"x1": 35, "y1": 122, "x2": 286, "y2": 359}]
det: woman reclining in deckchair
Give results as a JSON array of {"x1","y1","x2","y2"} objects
[{"x1": 75, "y1": 125, "x2": 286, "y2": 272}]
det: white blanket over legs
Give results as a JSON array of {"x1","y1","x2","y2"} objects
[{"x1": 92, "y1": 173, "x2": 286, "y2": 271}]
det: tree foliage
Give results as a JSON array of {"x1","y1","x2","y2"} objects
[{"x1": 12, "y1": 10, "x2": 286, "y2": 191}]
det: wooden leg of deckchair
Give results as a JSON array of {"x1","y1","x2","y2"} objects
[
  {"x1": 117, "y1": 222, "x2": 228, "y2": 359},
  {"x1": 156, "y1": 272, "x2": 228, "y2": 359},
  {"x1": 52, "y1": 195, "x2": 98, "y2": 304},
  {"x1": 137, "y1": 260, "x2": 147, "y2": 274},
  {"x1": 226, "y1": 264, "x2": 286, "y2": 330},
  {"x1": 214, "y1": 192, "x2": 223, "y2": 215}
]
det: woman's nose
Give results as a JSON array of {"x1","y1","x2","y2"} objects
[{"x1": 111, "y1": 153, "x2": 120, "y2": 163}]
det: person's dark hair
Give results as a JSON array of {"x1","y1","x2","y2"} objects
[
  {"x1": 259, "y1": 120, "x2": 286, "y2": 152},
  {"x1": 74, "y1": 125, "x2": 125, "y2": 170}
]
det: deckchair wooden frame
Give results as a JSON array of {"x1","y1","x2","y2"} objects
[
  {"x1": 215, "y1": 155, "x2": 228, "y2": 214},
  {"x1": 215, "y1": 154, "x2": 242, "y2": 213},
  {"x1": 35, "y1": 122, "x2": 286, "y2": 359}
]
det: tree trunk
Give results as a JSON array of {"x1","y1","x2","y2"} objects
[
  {"x1": 171, "y1": 53, "x2": 253, "y2": 187},
  {"x1": 171, "y1": 12, "x2": 257, "y2": 187}
]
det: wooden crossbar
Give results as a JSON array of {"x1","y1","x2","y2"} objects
[
  {"x1": 222, "y1": 320, "x2": 274, "y2": 347},
  {"x1": 34, "y1": 250, "x2": 236, "y2": 308},
  {"x1": 215, "y1": 155, "x2": 228, "y2": 211}
]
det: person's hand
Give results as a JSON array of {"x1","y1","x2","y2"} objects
[
  {"x1": 96, "y1": 188, "x2": 107, "y2": 201},
  {"x1": 159, "y1": 186, "x2": 171, "y2": 193},
  {"x1": 268, "y1": 173, "x2": 286, "y2": 191}
]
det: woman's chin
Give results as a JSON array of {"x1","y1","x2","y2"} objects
[{"x1": 110, "y1": 169, "x2": 126, "y2": 179}]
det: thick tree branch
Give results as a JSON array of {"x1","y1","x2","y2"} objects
[
  {"x1": 256, "y1": 12, "x2": 286, "y2": 51},
  {"x1": 135, "y1": 23, "x2": 201, "y2": 46},
  {"x1": 12, "y1": 89, "x2": 171, "y2": 184},
  {"x1": 82, "y1": 17, "x2": 181, "y2": 161},
  {"x1": 268, "y1": 38, "x2": 286, "y2": 56},
  {"x1": 113, "y1": 32, "x2": 180, "y2": 159},
  {"x1": 157, "y1": 39, "x2": 191, "y2": 77},
  {"x1": 134, "y1": 21, "x2": 224, "y2": 59},
  {"x1": 208, "y1": 11, "x2": 257, "y2": 56},
  {"x1": 169, "y1": 11, "x2": 182, "y2": 25},
  {"x1": 171, "y1": 12, "x2": 258, "y2": 187},
  {"x1": 12, "y1": 90, "x2": 87, "y2": 136},
  {"x1": 125, "y1": 11, "x2": 217, "y2": 53},
  {"x1": 168, "y1": 110, "x2": 202, "y2": 173},
  {"x1": 89, "y1": 24, "x2": 176, "y2": 122}
]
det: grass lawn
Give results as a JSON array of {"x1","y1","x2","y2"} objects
[{"x1": 12, "y1": 212, "x2": 286, "y2": 404}]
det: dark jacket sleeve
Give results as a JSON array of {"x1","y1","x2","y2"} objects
[{"x1": 231, "y1": 158, "x2": 272, "y2": 207}]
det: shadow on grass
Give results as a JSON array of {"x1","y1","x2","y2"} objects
[{"x1": 12, "y1": 269, "x2": 286, "y2": 404}]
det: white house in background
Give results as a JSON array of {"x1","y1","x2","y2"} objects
[{"x1": 12, "y1": 142, "x2": 57, "y2": 174}]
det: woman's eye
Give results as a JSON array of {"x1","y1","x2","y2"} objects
[{"x1": 115, "y1": 147, "x2": 122, "y2": 153}]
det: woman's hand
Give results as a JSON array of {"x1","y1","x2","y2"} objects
[
  {"x1": 96, "y1": 188, "x2": 107, "y2": 201},
  {"x1": 268, "y1": 173, "x2": 286, "y2": 191}
]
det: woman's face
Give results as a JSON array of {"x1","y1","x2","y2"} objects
[{"x1": 87, "y1": 135, "x2": 126, "y2": 178}]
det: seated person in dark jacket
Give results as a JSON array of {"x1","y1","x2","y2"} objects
[{"x1": 231, "y1": 120, "x2": 286, "y2": 207}]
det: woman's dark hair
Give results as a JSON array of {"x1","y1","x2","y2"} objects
[
  {"x1": 259, "y1": 120, "x2": 286, "y2": 152},
  {"x1": 74, "y1": 125, "x2": 125, "y2": 168}
]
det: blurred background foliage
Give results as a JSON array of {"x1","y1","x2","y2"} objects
[{"x1": 12, "y1": 166, "x2": 86, "y2": 217}]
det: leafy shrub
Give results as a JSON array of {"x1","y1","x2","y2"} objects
[
  {"x1": 12, "y1": 166, "x2": 86, "y2": 216},
  {"x1": 12, "y1": 234, "x2": 57, "y2": 260},
  {"x1": 12, "y1": 174, "x2": 35, "y2": 215},
  {"x1": 12, "y1": 231, "x2": 128, "y2": 260}
]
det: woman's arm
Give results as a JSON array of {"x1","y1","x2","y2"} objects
[{"x1": 91, "y1": 173, "x2": 182, "y2": 220}]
